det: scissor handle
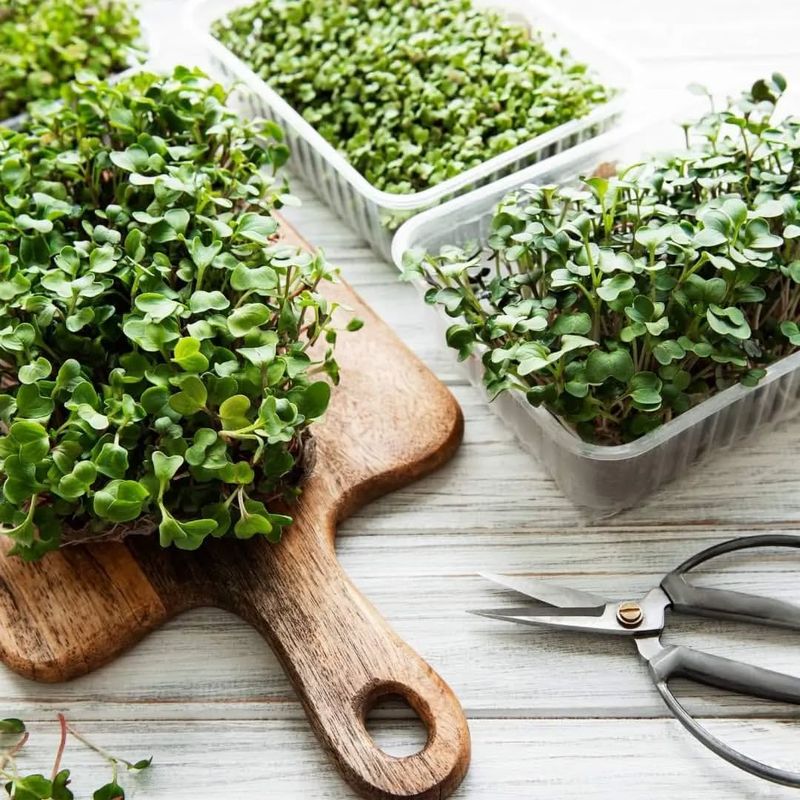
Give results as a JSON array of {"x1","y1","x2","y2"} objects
[
  {"x1": 661, "y1": 534, "x2": 800, "y2": 630},
  {"x1": 647, "y1": 644, "x2": 800, "y2": 787}
]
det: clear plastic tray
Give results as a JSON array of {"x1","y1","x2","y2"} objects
[
  {"x1": 391, "y1": 121, "x2": 800, "y2": 514},
  {"x1": 192, "y1": 0, "x2": 635, "y2": 260}
]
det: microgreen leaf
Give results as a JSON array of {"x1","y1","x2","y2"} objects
[
  {"x1": 227, "y1": 303, "x2": 271, "y2": 337},
  {"x1": 584, "y1": 350, "x2": 635, "y2": 384},
  {"x1": 294, "y1": 381, "x2": 332, "y2": 419},
  {"x1": 780, "y1": 321, "x2": 800, "y2": 346},
  {"x1": 172, "y1": 338, "x2": 209, "y2": 373},
  {"x1": 168, "y1": 376, "x2": 207, "y2": 416},
  {"x1": 18, "y1": 358, "x2": 51, "y2": 385},
  {"x1": 93, "y1": 782, "x2": 125, "y2": 800},
  {"x1": 95, "y1": 443, "x2": 130, "y2": 480},
  {"x1": 135, "y1": 294, "x2": 181, "y2": 323},
  {"x1": 93, "y1": 480, "x2": 149, "y2": 523},
  {"x1": 706, "y1": 305, "x2": 752, "y2": 340},
  {"x1": 596, "y1": 274, "x2": 635, "y2": 302},
  {"x1": 152, "y1": 452, "x2": 184, "y2": 484}
]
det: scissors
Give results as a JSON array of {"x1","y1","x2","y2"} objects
[{"x1": 473, "y1": 534, "x2": 800, "y2": 787}]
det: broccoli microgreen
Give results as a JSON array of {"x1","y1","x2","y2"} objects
[
  {"x1": 405, "y1": 76, "x2": 800, "y2": 445},
  {"x1": 0, "y1": 0, "x2": 141, "y2": 121},
  {"x1": 0, "y1": 68, "x2": 356, "y2": 558},
  {"x1": 213, "y1": 0, "x2": 614, "y2": 194}
]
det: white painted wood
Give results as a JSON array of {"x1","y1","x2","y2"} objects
[
  {"x1": 7, "y1": 719, "x2": 800, "y2": 799},
  {"x1": 3, "y1": 0, "x2": 800, "y2": 795}
]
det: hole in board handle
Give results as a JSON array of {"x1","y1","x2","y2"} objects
[{"x1": 364, "y1": 692, "x2": 430, "y2": 758}]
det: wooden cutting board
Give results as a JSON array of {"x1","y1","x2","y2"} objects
[{"x1": 0, "y1": 220, "x2": 470, "y2": 800}]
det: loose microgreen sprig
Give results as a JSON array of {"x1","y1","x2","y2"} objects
[
  {"x1": 405, "y1": 76, "x2": 800, "y2": 444},
  {"x1": 0, "y1": 715, "x2": 150, "y2": 799},
  {"x1": 213, "y1": 0, "x2": 613, "y2": 195},
  {"x1": 0, "y1": 0, "x2": 141, "y2": 122},
  {"x1": 0, "y1": 67, "x2": 356, "y2": 559}
]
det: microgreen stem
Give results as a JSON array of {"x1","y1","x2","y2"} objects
[{"x1": 50, "y1": 714, "x2": 68, "y2": 781}]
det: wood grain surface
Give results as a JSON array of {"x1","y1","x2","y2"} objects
[{"x1": 0, "y1": 221, "x2": 469, "y2": 800}]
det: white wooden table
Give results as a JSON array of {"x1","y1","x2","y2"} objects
[{"x1": 4, "y1": 1, "x2": 800, "y2": 797}]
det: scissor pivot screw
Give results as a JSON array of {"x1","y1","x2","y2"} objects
[{"x1": 616, "y1": 601, "x2": 644, "y2": 628}]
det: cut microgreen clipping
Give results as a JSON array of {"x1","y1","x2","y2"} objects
[
  {"x1": 405, "y1": 76, "x2": 800, "y2": 445},
  {"x1": 0, "y1": 0, "x2": 141, "y2": 121},
  {"x1": 212, "y1": 0, "x2": 614, "y2": 194},
  {"x1": 0, "y1": 67, "x2": 358, "y2": 559},
  {"x1": 0, "y1": 715, "x2": 151, "y2": 799}
]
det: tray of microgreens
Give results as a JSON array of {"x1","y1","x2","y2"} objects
[
  {"x1": 0, "y1": 0, "x2": 142, "y2": 127},
  {"x1": 0, "y1": 67, "x2": 353, "y2": 560},
  {"x1": 196, "y1": 0, "x2": 632, "y2": 258},
  {"x1": 395, "y1": 75, "x2": 800, "y2": 513}
]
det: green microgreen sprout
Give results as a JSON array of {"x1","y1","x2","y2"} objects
[
  {"x1": 405, "y1": 75, "x2": 800, "y2": 445},
  {"x1": 0, "y1": 0, "x2": 141, "y2": 122},
  {"x1": 0, "y1": 67, "x2": 357, "y2": 559},
  {"x1": 0, "y1": 715, "x2": 151, "y2": 799},
  {"x1": 212, "y1": 0, "x2": 614, "y2": 194}
]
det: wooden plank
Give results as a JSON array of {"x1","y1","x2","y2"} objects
[
  {"x1": 7, "y1": 718, "x2": 800, "y2": 799},
  {"x1": 0, "y1": 535, "x2": 797, "y2": 719}
]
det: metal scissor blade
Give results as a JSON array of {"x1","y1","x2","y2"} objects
[
  {"x1": 480, "y1": 573, "x2": 608, "y2": 608},
  {"x1": 470, "y1": 603, "x2": 644, "y2": 636}
]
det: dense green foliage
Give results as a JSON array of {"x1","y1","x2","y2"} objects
[
  {"x1": 213, "y1": 0, "x2": 613, "y2": 194},
  {"x1": 405, "y1": 76, "x2": 800, "y2": 444},
  {"x1": 0, "y1": 0, "x2": 140, "y2": 121},
  {"x1": 1, "y1": 715, "x2": 150, "y2": 799},
  {"x1": 0, "y1": 68, "x2": 353, "y2": 559}
]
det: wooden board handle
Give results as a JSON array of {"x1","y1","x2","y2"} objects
[{"x1": 225, "y1": 503, "x2": 471, "y2": 800}]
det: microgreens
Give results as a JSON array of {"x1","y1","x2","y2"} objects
[
  {"x1": 0, "y1": 715, "x2": 150, "y2": 799},
  {"x1": 0, "y1": 68, "x2": 356, "y2": 559},
  {"x1": 0, "y1": 0, "x2": 141, "y2": 122},
  {"x1": 213, "y1": 0, "x2": 613, "y2": 194},
  {"x1": 405, "y1": 76, "x2": 800, "y2": 444}
]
